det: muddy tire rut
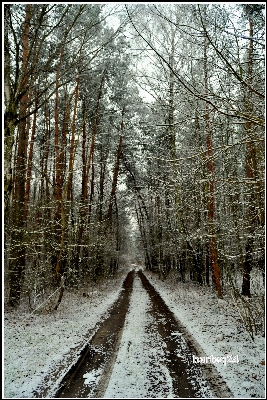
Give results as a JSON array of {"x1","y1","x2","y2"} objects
[
  {"x1": 54, "y1": 270, "x2": 135, "y2": 398},
  {"x1": 50, "y1": 269, "x2": 233, "y2": 398}
]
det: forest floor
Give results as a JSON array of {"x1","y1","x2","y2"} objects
[{"x1": 3, "y1": 265, "x2": 265, "y2": 398}]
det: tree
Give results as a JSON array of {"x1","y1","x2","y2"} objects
[
  {"x1": 124, "y1": 3, "x2": 264, "y2": 296},
  {"x1": 4, "y1": 4, "x2": 123, "y2": 306},
  {"x1": 4, "y1": 4, "x2": 264, "y2": 309},
  {"x1": 240, "y1": 4, "x2": 265, "y2": 296}
]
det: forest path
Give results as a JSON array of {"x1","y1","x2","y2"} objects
[{"x1": 54, "y1": 269, "x2": 232, "y2": 398}]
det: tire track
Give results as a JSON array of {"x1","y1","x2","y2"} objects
[
  {"x1": 104, "y1": 272, "x2": 173, "y2": 398},
  {"x1": 137, "y1": 269, "x2": 233, "y2": 398},
  {"x1": 49, "y1": 268, "x2": 232, "y2": 398},
  {"x1": 54, "y1": 269, "x2": 135, "y2": 398}
]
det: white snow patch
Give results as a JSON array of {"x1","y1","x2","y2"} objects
[{"x1": 83, "y1": 368, "x2": 102, "y2": 386}]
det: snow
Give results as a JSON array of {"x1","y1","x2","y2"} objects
[
  {"x1": 83, "y1": 368, "x2": 103, "y2": 386},
  {"x1": 3, "y1": 265, "x2": 266, "y2": 398},
  {"x1": 3, "y1": 270, "x2": 128, "y2": 398},
  {"x1": 144, "y1": 269, "x2": 265, "y2": 398},
  {"x1": 104, "y1": 275, "x2": 177, "y2": 398}
]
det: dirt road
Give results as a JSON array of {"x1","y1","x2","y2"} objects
[{"x1": 52, "y1": 269, "x2": 232, "y2": 398}]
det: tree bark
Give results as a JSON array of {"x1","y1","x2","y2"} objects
[
  {"x1": 24, "y1": 92, "x2": 38, "y2": 220},
  {"x1": 241, "y1": 14, "x2": 256, "y2": 297},
  {"x1": 107, "y1": 109, "x2": 124, "y2": 225},
  {"x1": 4, "y1": 5, "x2": 17, "y2": 219},
  {"x1": 203, "y1": 11, "x2": 222, "y2": 298},
  {"x1": 8, "y1": 5, "x2": 31, "y2": 306}
]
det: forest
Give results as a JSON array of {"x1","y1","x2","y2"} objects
[{"x1": 4, "y1": 3, "x2": 265, "y2": 312}]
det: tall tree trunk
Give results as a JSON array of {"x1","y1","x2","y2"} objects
[
  {"x1": 241, "y1": 14, "x2": 256, "y2": 297},
  {"x1": 24, "y1": 92, "x2": 38, "y2": 220},
  {"x1": 52, "y1": 48, "x2": 65, "y2": 283},
  {"x1": 74, "y1": 103, "x2": 87, "y2": 274},
  {"x1": 4, "y1": 5, "x2": 17, "y2": 219},
  {"x1": 98, "y1": 149, "x2": 106, "y2": 223},
  {"x1": 88, "y1": 161, "x2": 94, "y2": 224},
  {"x1": 53, "y1": 67, "x2": 82, "y2": 293},
  {"x1": 43, "y1": 97, "x2": 51, "y2": 209},
  {"x1": 67, "y1": 70, "x2": 80, "y2": 201},
  {"x1": 83, "y1": 72, "x2": 105, "y2": 206},
  {"x1": 107, "y1": 108, "x2": 124, "y2": 225},
  {"x1": 203, "y1": 15, "x2": 222, "y2": 298},
  {"x1": 8, "y1": 5, "x2": 31, "y2": 306},
  {"x1": 81, "y1": 101, "x2": 88, "y2": 207}
]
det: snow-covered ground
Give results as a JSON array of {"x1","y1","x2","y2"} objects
[
  {"x1": 3, "y1": 265, "x2": 265, "y2": 398},
  {"x1": 3, "y1": 269, "x2": 129, "y2": 399},
  {"x1": 104, "y1": 274, "x2": 212, "y2": 398},
  {"x1": 144, "y1": 269, "x2": 265, "y2": 398},
  {"x1": 104, "y1": 274, "x2": 174, "y2": 398}
]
